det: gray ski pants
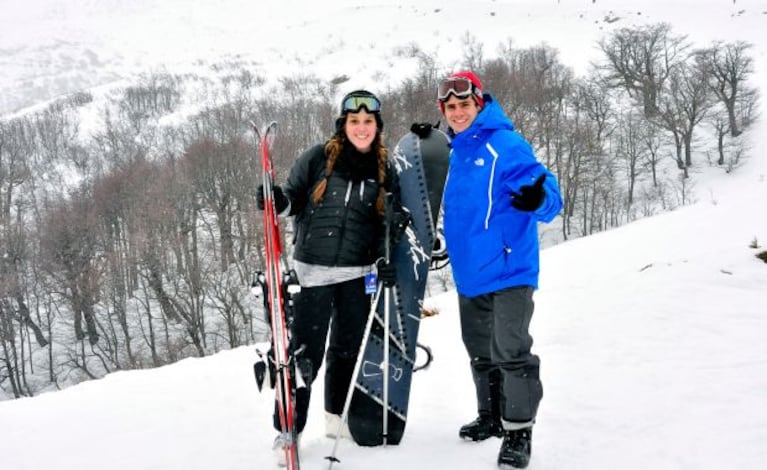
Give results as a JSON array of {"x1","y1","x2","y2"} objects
[{"x1": 458, "y1": 286, "x2": 542, "y2": 427}]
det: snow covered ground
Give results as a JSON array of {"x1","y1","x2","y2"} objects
[
  {"x1": 1, "y1": 0, "x2": 767, "y2": 469},
  {"x1": 1, "y1": 169, "x2": 765, "y2": 469}
]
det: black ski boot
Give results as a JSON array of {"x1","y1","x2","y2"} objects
[
  {"x1": 497, "y1": 427, "x2": 532, "y2": 469},
  {"x1": 459, "y1": 413, "x2": 503, "y2": 441}
]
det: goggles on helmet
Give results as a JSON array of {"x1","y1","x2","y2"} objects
[
  {"x1": 342, "y1": 95, "x2": 382, "y2": 114},
  {"x1": 437, "y1": 77, "x2": 481, "y2": 102}
]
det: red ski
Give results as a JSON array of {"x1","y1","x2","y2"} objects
[{"x1": 251, "y1": 121, "x2": 300, "y2": 470}]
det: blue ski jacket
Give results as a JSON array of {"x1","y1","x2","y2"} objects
[{"x1": 443, "y1": 94, "x2": 563, "y2": 297}]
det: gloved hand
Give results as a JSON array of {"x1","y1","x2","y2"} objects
[
  {"x1": 257, "y1": 184, "x2": 289, "y2": 213},
  {"x1": 389, "y1": 209, "x2": 412, "y2": 246},
  {"x1": 376, "y1": 258, "x2": 397, "y2": 287},
  {"x1": 410, "y1": 122, "x2": 433, "y2": 139},
  {"x1": 510, "y1": 174, "x2": 546, "y2": 212}
]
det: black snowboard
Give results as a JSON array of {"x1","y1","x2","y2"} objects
[{"x1": 347, "y1": 127, "x2": 450, "y2": 446}]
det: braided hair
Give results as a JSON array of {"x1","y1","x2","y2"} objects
[{"x1": 311, "y1": 131, "x2": 389, "y2": 216}]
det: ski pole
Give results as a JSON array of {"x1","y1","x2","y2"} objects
[
  {"x1": 382, "y1": 283, "x2": 390, "y2": 447},
  {"x1": 325, "y1": 285, "x2": 384, "y2": 468},
  {"x1": 381, "y1": 193, "x2": 394, "y2": 447},
  {"x1": 326, "y1": 192, "x2": 395, "y2": 466}
]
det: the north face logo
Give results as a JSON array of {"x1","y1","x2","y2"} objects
[{"x1": 474, "y1": 158, "x2": 485, "y2": 166}]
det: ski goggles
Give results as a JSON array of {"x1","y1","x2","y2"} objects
[
  {"x1": 342, "y1": 95, "x2": 382, "y2": 114},
  {"x1": 437, "y1": 77, "x2": 481, "y2": 102}
]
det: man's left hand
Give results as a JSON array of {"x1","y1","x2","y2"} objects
[{"x1": 510, "y1": 174, "x2": 546, "y2": 212}]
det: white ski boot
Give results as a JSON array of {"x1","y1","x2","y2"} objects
[{"x1": 324, "y1": 412, "x2": 352, "y2": 439}]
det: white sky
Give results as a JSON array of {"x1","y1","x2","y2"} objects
[{"x1": 1, "y1": 1, "x2": 766, "y2": 469}]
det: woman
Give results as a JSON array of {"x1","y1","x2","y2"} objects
[{"x1": 258, "y1": 90, "x2": 401, "y2": 464}]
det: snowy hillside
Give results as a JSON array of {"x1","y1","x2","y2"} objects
[
  {"x1": 3, "y1": 0, "x2": 767, "y2": 115},
  {"x1": 0, "y1": 150, "x2": 765, "y2": 469},
  {"x1": 1, "y1": 0, "x2": 767, "y2": 469}
]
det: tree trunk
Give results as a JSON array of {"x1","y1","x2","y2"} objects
[{"x1": 717, "y1": 131, "x2": 725, "y2": 165}]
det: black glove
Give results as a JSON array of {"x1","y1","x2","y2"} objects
[
  {"x1": 510, "y1": 174, "x2": 546, "y2": 212},
  {"x1": 410, "y1": 122, "x2": 433, "y2": 139},
  {"x1": 257, "y1": 184, "x2": 289, "y2": 213},
  {"x1": 376, "y1": 258, "x2": 397, "y2": 287},
  {"x1": 389, "y1": 209, "x2": 411, "y2": 246}
]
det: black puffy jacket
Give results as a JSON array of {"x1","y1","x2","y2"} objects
[{"x1": 284, "y1": 143, "x2": 400, "y2": 267}]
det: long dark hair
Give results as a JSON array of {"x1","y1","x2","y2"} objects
[{"x1": 311, "y1": 132, "x2": 388, "y2": 216}]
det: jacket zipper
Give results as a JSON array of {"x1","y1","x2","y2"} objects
[
  {"x1": 483, "y1": 142, "x2": 500, "y2": 230},
  {"x1": 333, "y1": 180, "x2": 354, "y2": 265}
]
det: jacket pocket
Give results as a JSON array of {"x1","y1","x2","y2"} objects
[{"x1": 476, "y1": 243, "x2": 512, "y2": 273}]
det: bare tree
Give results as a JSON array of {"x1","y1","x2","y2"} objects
[
  {"x1": 486, "y1": 44, "x2": 573, "y2": 169},
  {"x1": 696, "y1": 41, "x2": 756, "y2": 137},
  {"x1": 40, "y1": 192, "x2": 103, "y2": 347},
  {"x1": 380, "y1": 49, "x2": 443, "y2": 139},
  {"x1": 183, "y1": 137, "x2": 252, "y2": 271},
  {"x1": 614, "y1": 111, "x2": 650, "y2": 218},
  {"x1": 120, "y1": 73, "x2": 181, "y2": 120},
  {"x1": 0, "y1": 117, "x2": 48, "y2": 397},
  {"x1": 460, "y1": 31, "x2": 485, "y2": 71},
  {"x1": 33, "y1": 103, "x2": 80, "y2": 168},
  {"x1": 135, "y1": 159, "x2": 207, "y2": 358},
  {"x1": 656, "y1": 59, "x2": 713, "y2": 174},
  {"x1": 642, "y1": 121, "x2": 666, "y2": 187},
  {"x1": 598, "y1": 23, "x2": 689, "y2": 118}
]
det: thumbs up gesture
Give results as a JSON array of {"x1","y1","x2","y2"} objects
[{"x1": 510, "y1": 174, "x2": 546, "y2": 212}]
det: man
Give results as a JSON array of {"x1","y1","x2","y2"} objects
[{"x1": 438, "y1": 71, "x2": 563, "y2": 469}]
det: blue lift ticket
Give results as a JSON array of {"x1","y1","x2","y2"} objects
[{"x1": 364, "y1": 272, "x2": 377, "y2": 294}]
